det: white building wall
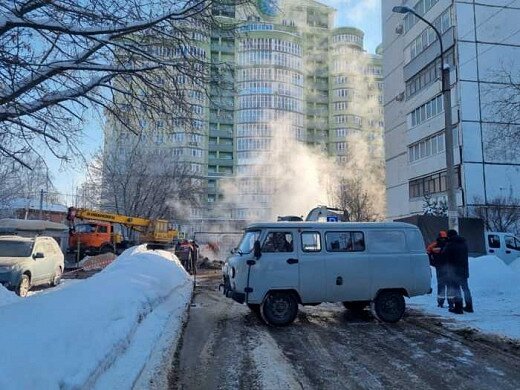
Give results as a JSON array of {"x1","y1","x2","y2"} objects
[{"x1": 383, "y1": 0, "x2": 520, "y2": 220}]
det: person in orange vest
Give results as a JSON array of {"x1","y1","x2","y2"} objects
[{"x1": 427, "y1": 230, "x2": 450, "y2": 308}]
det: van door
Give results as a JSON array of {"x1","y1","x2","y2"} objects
[
  {"x1": 253, "y1": 231, "x2": 299, "y2": 297},
  {"x1": 323, "y1": 231, "x2": 370, "y2": 302},
  {"x1": 504, "y1": 235, "x2": 520, "y2": 265},
  {"x1": 366, "y1": 230, "x2": 410, "y2": 297},
  {"x1": 297, "y1": 231, "x2": 326, "y2": 304}
]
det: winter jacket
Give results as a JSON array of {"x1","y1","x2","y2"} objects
[
  {"x1": 427, "y1": 237, "x2": 448, "y2": 268},
  {"x1": 442, "y1": 236, "x2": 469, "y2": 280}
]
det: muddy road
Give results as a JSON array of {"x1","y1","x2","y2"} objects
[{"x1": 170, "y1": 271, "x2": 520, "y2": 390}]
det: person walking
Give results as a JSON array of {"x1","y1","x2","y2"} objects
[
  {"x1": 443, "y1": 229, "x2": 473, "y2": 314},
  {"x1": 426, "y1": 231, "x2": 449, "y2": 308}
]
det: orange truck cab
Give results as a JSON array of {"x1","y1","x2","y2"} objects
[{"x1": 68, "y1": 222, "x2": 122, "y2": 256}]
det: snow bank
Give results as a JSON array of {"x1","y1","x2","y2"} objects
[
  {"x1": 0, "y1": 245, "x2": 192, "y2": 390},
  {"x1": 0, "y1": 284, "x2": 20, "y2": 307},
  {"x1": 410, "y1": 255, "x2": 520, "y2": 339}
]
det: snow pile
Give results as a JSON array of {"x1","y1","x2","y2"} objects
[
  {"x1": 510, "y1": 257, "x2": 520, "y2": 273},
  {"x1": 0, "y1": 284, "x2": 20, "y2": 307},
  {"x1": 0, "y1": 245, "x2": 193, "y2": 389},
  {"x1": 410, "y1": 255, "x2": 520, "y2": 339}
]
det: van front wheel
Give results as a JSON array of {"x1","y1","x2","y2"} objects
[
  {"x1": 261, "y1": 291, "x2": 298, "y2": 326},
  {"x1": 371, "y1": 291, "x2": 405, "y2": 323}
]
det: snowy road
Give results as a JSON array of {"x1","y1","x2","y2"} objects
[{"x1": 171, "y1": 270, "x2": 520, "y2": 390}]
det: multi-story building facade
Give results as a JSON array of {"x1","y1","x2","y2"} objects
[
  {"x1": 383, "y1": 0, "x2": 520, "y2": 221},
  {"x1": 104, "y1": 0, "x2": 384, "y2": 227},
  {"x1": 227, "y1": 0, "x2": 383, "y2": 220}
]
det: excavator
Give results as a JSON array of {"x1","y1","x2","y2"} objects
[{"x1": 66, "y1": 207, "x2": 178, "y2": 259}]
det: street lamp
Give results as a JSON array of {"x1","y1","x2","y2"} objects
[{"x1": 393, "y1": 5, "x2": 458, "y2": 231}]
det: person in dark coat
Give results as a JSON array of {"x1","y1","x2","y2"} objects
[
  {"x1": 427, "y1": 231, "x2": 449, "y2": 308},
  {"x1": 443, "y1": 229, "x2": 473, "y2": 314}
]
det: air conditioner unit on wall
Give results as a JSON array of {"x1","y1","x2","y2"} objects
[
  {"x1": 395, "y1": 24, "x2": 404, "y2": 35},
  {"x1": 395, "y1": 92, "x2": 405, "y2": 102}
]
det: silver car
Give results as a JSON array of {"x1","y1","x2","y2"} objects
[{"x1": 0, "y1": 236, "x2": 65, "y2": 297}]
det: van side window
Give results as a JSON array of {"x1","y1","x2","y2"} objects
[
  {"x1": 488, "y1": 234, "x2": 500, "y2": 249},
  {"x1": 325, "y1": 231, "x2": 365, "y2": 252},
  {"x1": 369, "y1": 230, "x2": 407, "y2": 253},
  {"x1": 505, "y1": 236, "x2": 520, "y2": 250},
  {"x1": 301, "y1": 232, "x2": 321, "y2": 252},
  {"x1": 262, "y1": 232, "x2": 293, "y2": 252}
]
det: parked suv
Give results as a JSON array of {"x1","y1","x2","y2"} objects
[{"x1": 0, "y1": 236, "x2": 64, "y2": 297}]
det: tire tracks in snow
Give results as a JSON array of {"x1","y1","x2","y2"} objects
[{"x1": 171, "y1": 272, "x2": 520, "y2": 390}]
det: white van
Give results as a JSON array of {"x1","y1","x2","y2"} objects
[
  {"x1": 222, "y1": 222, "x2": 431, "y2": 326},
  {"x1": 485, "y1": 232, "x2": 520, "y2": 264}
]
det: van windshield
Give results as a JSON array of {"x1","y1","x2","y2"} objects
[
  {"x1": 237, "y1": 230, "x2": 260, "y2": 254},
  {"x1": 0, "y1": 240, "x2": 34, "y2": 257}
]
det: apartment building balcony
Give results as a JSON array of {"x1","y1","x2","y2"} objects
[
  {"x1": 208, "y1": 143, "x2": 233, "y2": 153},
  {"x1": 209, "y1": 128, "x2": 233, "y2": 138}
]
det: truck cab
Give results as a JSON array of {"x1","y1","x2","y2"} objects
[{"x1": 69, "y1": 222, "x2": 120, "y2": 256}]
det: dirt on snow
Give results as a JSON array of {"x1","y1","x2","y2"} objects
[{"x1": 170, "y1": 270, "x2": 520, "y2": 390}]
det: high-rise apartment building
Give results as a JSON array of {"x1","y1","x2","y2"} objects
[
  {"x1": 383, "y1": 0, "x2": 520, "y2": 221},
  {"x1": 104, "y1": 0, "x2": 383, "y2": 225}
]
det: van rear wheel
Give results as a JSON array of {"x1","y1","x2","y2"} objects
[
  {"x1": 371, "y1": 291, "x2": 405, "y2": 323},
  {"x1": 261, "y1": 291, "x2": 298, "y2": 326}
]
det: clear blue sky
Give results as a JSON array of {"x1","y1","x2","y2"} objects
[
  {"x1": 49, "y1": 0, "x2": 382, "y2": 196},
  {"x1": 323, "y1": 0, "x2": 382, "y2": 53}
]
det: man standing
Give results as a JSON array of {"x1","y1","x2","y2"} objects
[
  {"x1": 443, "y1": 229, "x2": 473, "y2": 314},
  {"x1": 427, "y1": 231, "x2": 449, "y2": 308}
]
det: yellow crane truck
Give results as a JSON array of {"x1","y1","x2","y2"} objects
[{"x1": 66, "y1": 207, "x2": 178, "y2": 257}]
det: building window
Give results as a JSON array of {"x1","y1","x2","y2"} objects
[
  {"x1": 406, "y1": 7, "x2": 452, "y2": 63},
  {"x1": 408, "y1": 132, "x2": 446, "y2": 162},
  {"x1": 404, "y1": 0, "x2": 440, "y2": 33},
  {"x1": 409, "y1": 95, "x2": 443, "y2": 127},
  {"x1": 405, "y1": 48, "x2": 455, "y2": 99},
  {"x1": 408, "y1": 167, "x2": 460, "y2": 199}
]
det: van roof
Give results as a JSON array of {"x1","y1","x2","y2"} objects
[{"x1": 246, "y1": 222, "x2": 419, "y2": 230}]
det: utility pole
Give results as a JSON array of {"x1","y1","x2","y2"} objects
[{"x1": 39, "y1": 189, "x2": 44, "y2": 220}]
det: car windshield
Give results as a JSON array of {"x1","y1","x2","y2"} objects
[
  {"x1": 0, "y1": 240, "x2": 34, "y2": 257},
  {"x1": 237, "y1": 230, "x2": 260, "y2": 254},
  {"x1": 75, "y1": 224, "x2": 97, "y2": 233}
]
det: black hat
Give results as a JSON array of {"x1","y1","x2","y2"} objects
[{"x1": 447, "y1": 229, "x2": 458, "y2": 238}]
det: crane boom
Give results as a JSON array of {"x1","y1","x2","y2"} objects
[{"x1": 73, "y1": 209, "x2": 152, "y2": 227}]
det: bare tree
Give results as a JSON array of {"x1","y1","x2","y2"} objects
[
  {"x1": 0, "y1": 154, "x2": 56, "y2": 211},
  {"x1": 329, "y1": 178, "x2": 382, "y2": 222},
  {"x1": 0, "y1": 0, "x2": 248, "y2": 167},
  {"x1": 483, "y1": 65, "x2": 520, "y2": 156},
  {"x1": 89, "y1": 146, "x2": 204, "y2": 224},
  {"x1": 471, "y1": 196, "x2": 520, "y2": 234}
]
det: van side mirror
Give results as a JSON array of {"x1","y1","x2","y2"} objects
[
  {"x1": 33, "y1": 252, "x2": 44, "y2": 259},
  {"x1": 253, "y1": 240, "x2": 262, "y2": 259}
]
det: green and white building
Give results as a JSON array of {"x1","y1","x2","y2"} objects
[{"x1": 104, "y1": 0, "x2": 383, "y2": 225}]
